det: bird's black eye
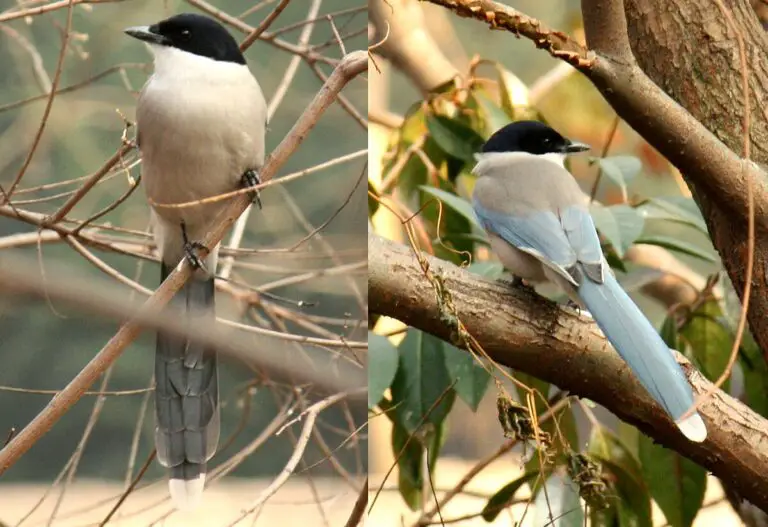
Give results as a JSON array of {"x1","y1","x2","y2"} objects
[{"x1": 180, "y1": 29, "x2": 191, "y2": 39}]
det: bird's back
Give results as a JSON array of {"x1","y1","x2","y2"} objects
[{"x1": 473, "y1": 152, "x2": 588, "y2": 216}]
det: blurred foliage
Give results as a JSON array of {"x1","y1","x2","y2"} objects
[
  {"x1": 369, "y1": 52, "x2": 758, "y2": 524},
  {"x1": 0, "y1": 0, "x2": 367, "y2": 484}
]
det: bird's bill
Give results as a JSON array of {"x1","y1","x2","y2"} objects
[
  {"x1": 562, "y1": 141, "x2": 591, "y2": 153},
  {"x1": 124, "y1": 25, "x2": 169, "y2": 46}
]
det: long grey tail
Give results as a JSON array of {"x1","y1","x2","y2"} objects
[
  {"x1": 577, "y1": 270, "x2": 707, "y2": 442},
  {"x1": 155, "y1": 263, "x2": 220, "y2": 510}
]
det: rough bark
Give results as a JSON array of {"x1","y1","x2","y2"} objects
[
  {"x1": 620, "y1": 0, "x2": 768, "y2": 364},
  {"x1": 369, "y1": 233, "x2": 768, "y2": 511}
]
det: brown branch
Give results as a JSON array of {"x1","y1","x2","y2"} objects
[
  {"x1": 0, "y1": 50, "x2": 368, "y2": 476},
  {"x1": 45, "y1": 143, "x2": 135, "y2": 226},
  {"x1": 225, "y1": 390, "x2": 364, "y2": 526},
  {"x1": 423, "y1": 0, "x2": 767, "y2": 229},
  {"x1": 425, "y1": 0, "x2": 592, "y2": 67},
  {"x1": 369, "y1": 0, "x2": 459, "y2": 93},
  {"x1": 368, "y1": 233, "x2": 768, "y2": 512},
  {"x1": 344, "y1": 477, "x2": 368, "y2": 527},
  {"x1": 3, "y1": 0, "x2": 75, "y2": 202},
  {"x1": 239, "y1": 0, "x2": 291, "y2": 51}
]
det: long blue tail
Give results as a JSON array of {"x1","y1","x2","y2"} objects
[{"x1": 578, "y1": 270, "x2": 707, "y2": 442}]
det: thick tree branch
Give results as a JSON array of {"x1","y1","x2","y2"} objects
[
  {"x1": 370, "y1": 0, "x2": 710, "y2": 310},
  {"x1": 369, "y1": 233, "x2": 768, "y2": 511},
  {"x1": 420, "y1": 0, "x2": 768, "y2": 416},
  {"x1": 424, "y1": 0, "x2": 767, "y2": 228}
]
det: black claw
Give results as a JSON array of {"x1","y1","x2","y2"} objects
[
  {"x1": 565, "y1": 299, "x2": 584, "y2": 314},
  {"x1": 241, "y1": 169, "x2": 262, "y2": 209},
  {"x1": 511, "y1": 275, "x2": 526, "y2": 288},
  {"x1": 180, "y1": 221, "x2": 208, "y2": 272},
  {"x1": 500, "y1": 275, "x2": 534, "y2": 290}
]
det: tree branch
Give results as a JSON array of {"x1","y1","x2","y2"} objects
[
  {"x1": 423, "y1": 0, "x2": 766, "y2": 228},
  {"x1": 0, "y1": 50, "x2": 368, "y2": 476},
  {"x1": 369, "y1": 233, "x2": 768, "y2": 511}
]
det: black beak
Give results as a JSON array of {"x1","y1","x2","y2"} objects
[
  {"x1": 561, "y1": 141, "x2": 591, "y2": 154},
  {"x1": 124, "y1": 25, "x2": 169, "y2": 46}
]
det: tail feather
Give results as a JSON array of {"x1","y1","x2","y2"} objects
[
  {"x1": 578, "y1": 271, "x2": 707, "y2": 443},
  {"x1": 155, "y1": 263, "x2": 220, "y2": 510}
]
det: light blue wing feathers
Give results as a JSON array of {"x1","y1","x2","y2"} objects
[{"x1": 473, "y1": 199, "x2": 604, "y2": 285}]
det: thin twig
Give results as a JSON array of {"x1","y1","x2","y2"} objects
[
  {"x1": 0, "y1": 50, "x2": 368, "y2": 476},
  {"x1": 225, "y1": 390, "x2": 362, "y2": 526},
  {"x1": 4, "y1": 0, "x2": 76, "y2": 202}
]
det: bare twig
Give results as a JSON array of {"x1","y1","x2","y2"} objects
[
  {"x1": 225, "y1": 389, "x2": 363, "y2": 526},
  {"x1": 0, "y1": 49, "x2": 367, "y2": 477},
  {"x1": 3, "y1": 0, "x2": 75, "y2": 202}
]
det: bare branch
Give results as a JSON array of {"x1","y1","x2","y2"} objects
[{"x1": 0, "y1": 50, "x2": 368, "y2": 476}]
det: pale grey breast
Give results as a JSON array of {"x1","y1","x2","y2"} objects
[{"x1": 137, "y1": 71, "x2": 266, "y2": 228}]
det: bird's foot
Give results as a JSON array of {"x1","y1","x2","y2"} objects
[
  {"x1": 500, "y1": 275, "x2": 534, "y2": 290},
  {"x1": 565, "y1": 299, "x2": 592, "y2": 319},
  {"x1": 241, "y1": 169, "x2": 262, "y2": 209},
  {"x1": 180, "y1": 221, "x2": 209, "y2": 272}
]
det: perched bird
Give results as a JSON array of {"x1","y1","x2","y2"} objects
[
  {"x1": 125, "y1": 13, "x2": 268, "y2": 508},
  {"x1": 471, "y1": 120, "x2": 707, "y2": 443}
]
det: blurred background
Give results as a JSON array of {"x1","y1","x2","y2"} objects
[
  {"x1": 0, "y1": 0, "x2": 367, "y2": 525},
  {"x1": 368, "y1": 0, "x2": 745, "y2": 525}
]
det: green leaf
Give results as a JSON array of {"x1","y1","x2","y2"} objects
[
  {"x1": 594, "y1": 156, "x2": 643, "y2": 194},
  {"x1": 513, "y1": 371, "x2": 550, "y2": 410},
  {"x1": 467, "y1": 260, "x2": 504, "y2": 279},
  {"x1": 390, "y1": 329, "x2": 456, "y2": 434},
  {"x1": 418, "y1": 179, "x2": 474, "y2": 264},
  {"x1": 533, "y1": 472, "x2": 584, "y2": 527},
  {"x1": 588, "y1": 429, "x2": 643, "y2": 483},
  {"x1": 482, "y1": 470, "x2": 540, "y2": 521},
  {"x1": 471, "y1": 90, "x2": 513, "y2": 135},
  {"x1": 391, "y1": 417, "x2": 423, "y2": 510},
  {"x1": 368, "y1": 333, "x2": 400, "y2": 409},
  {"x1": 638, "y1": 434, "x2": 706, "y2": 527},
  {"x1": 660, "y1": 314, "x2": 681, "y2": 352},
  {"x1": 494, "y1": 63, "x2": 529, "y2": 117},
  {"x1": 588, "y1": 429, "x2": 653, "y2": 527},
  {"x1": 637, "y1": 197, "x2": 708, "y2": 234},
  {"x1": 679, "y1": 300, "x2": 732, "y2": 391},
  {"x1": 590, "y1": 203, "x2": 646, "y2": 258},
  {"x1": 634, "y1": 234, "x2": 717, "y2": 263},
  {"x1": 425, "y1": 114, "x2": 485, "y2": 164},
  {"x1": 419, "y1": 185, "x2": 480, "y2": 229},
  {"x1": 427, "y1": 418, "x2": 448, "y2": 472},
  {"x1": 442, "y1": 343, "x2": 491, "y2": 411}
]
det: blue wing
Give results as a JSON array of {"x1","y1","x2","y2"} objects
[{"x1": 473, "y1": 199, "x2": 605, "y2": 285}]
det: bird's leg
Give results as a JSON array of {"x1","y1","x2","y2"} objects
[
  {"x1": 500, "y1": 275, "x2": 535, "y2": 290},
  {"x1": 241, "y1": 168, "x2": 262, "y2": 209},
  {"x1": 180, "y1": 221, "x2": 209, "y2": 273}
]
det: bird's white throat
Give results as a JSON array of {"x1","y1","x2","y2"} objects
[
  {"x1": 146, "y1": 43, "x2": 250, "y2": 83},
  {"x1": 472, "y1": 151, "x2": 567, "y2": 176}
]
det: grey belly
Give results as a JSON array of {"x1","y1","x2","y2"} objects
[{"x1": 489, "y1": 233, "x2": 548, "y2": 282}]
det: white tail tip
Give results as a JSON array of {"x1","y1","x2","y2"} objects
[
  {"x1": 676, "y1": 413, "x2": 707, "y2": 443},
  {"x1": 169, "y1": 474, "x2": 205, "y2": 511}
]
